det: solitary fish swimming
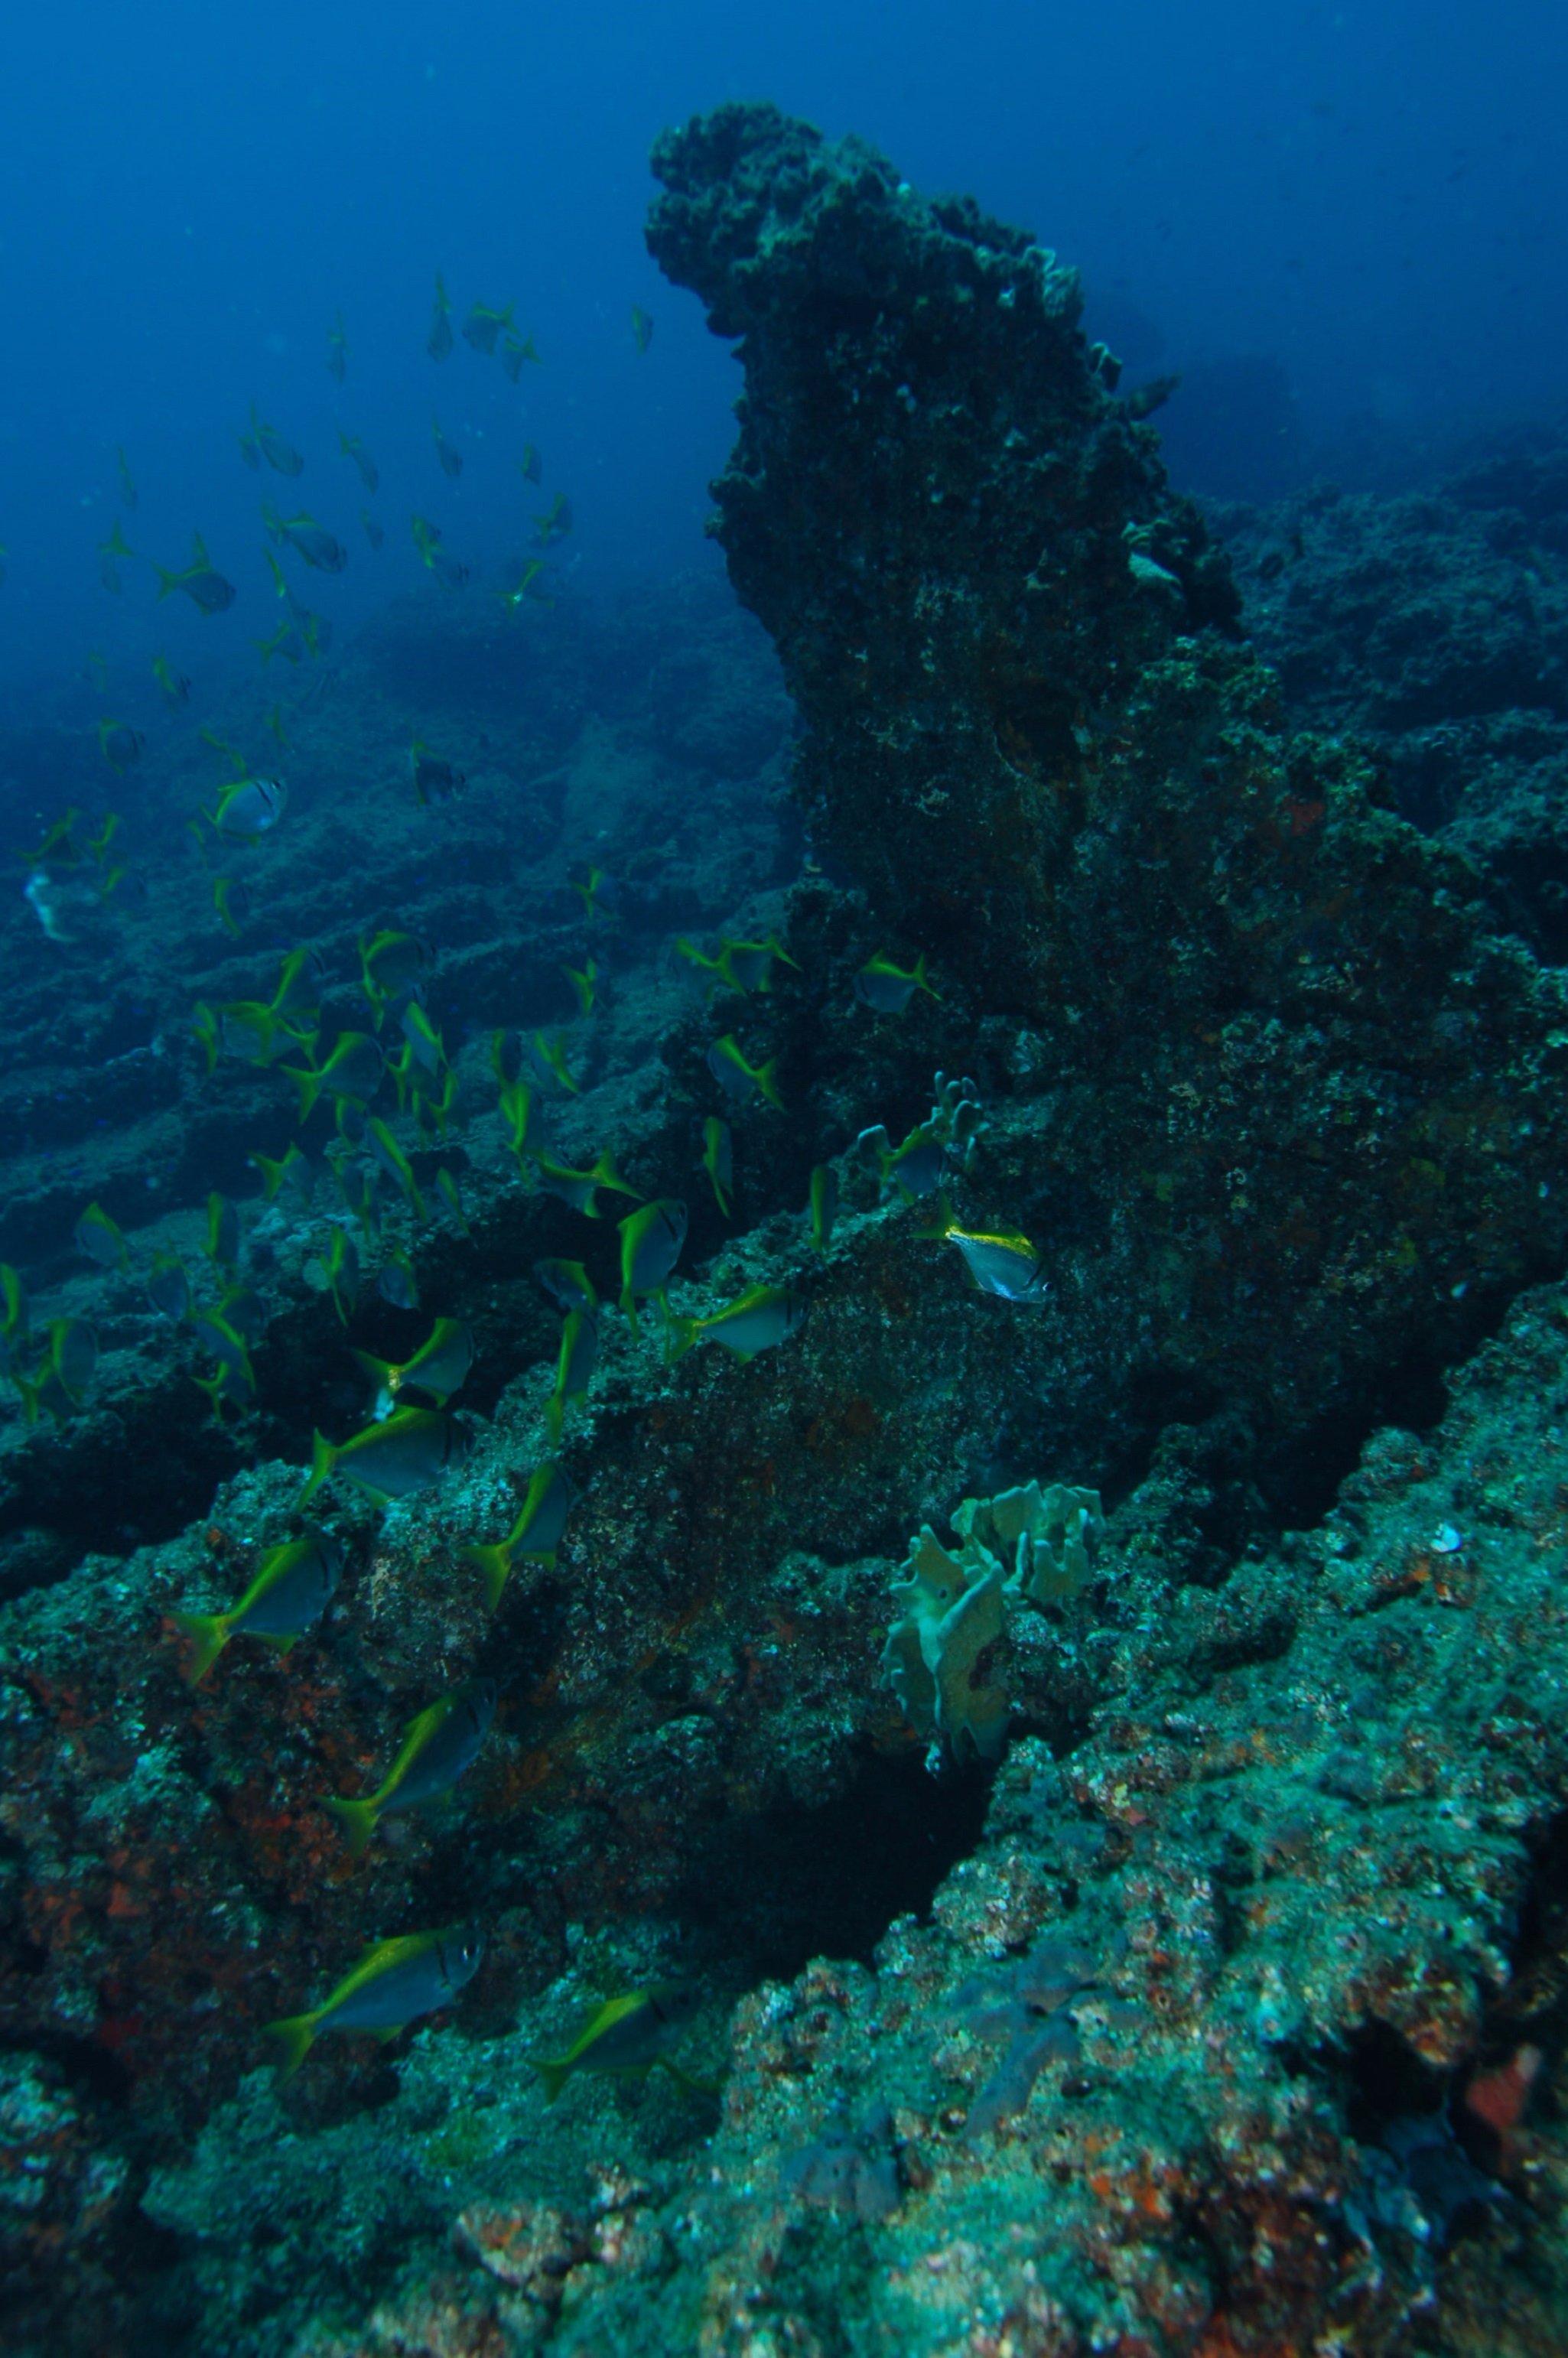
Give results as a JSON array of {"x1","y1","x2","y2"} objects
[
  {"x1": 531, "y1": 1983, "x2": 705, "y2": 2105},
  {"x1": 943, "y1": 1222, "x2": 1049, "y2": 1302}
]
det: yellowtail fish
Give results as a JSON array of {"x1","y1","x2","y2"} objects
[
  {"x1": 298, "y1": 1406, "x2": 472, "y2": 1510},
  {"x1": 435, "y1": 1166, "x2": 470, "y2": 1237},
  {"x1": 547, "y1": 1309, "x2": 599, "y2": 1443},
  {"x1": 171, "y1": 1530, "x2": 341, "y2": 1684},
  {"x1": 723, "y1": 935, "x2": 798, "y2": 993},
  {"x1": 535, "y1": 493, "x2": 572, "y2": 544},
  {"x1": 701, "y1": 1117, "x2": 733, "y2": 1217},
  {"x1": 265, "y1": 1925, "x2": 484, "y2": 2079},
  {"x1": 678, "y1": 933, "x2": 798, "y2": 995},
  {"x1": 238, "y1": 424, "x2": 262, "y2": 469},
  {"x1": 145, "y1": 1253, "x2": 191, "y2": 1323},
  {"x1": 263, "y1": 506, "x2": 347, "y2": 573},
  {"x1": 466, "y1": 1460, "x2": 575, "y2": 1608},
  {"x1": 338, "y1": 428, "x2": 377, "y2": 492},
  {"x1": 0, "y1": 1264, "x2": 26, "y2": 1329},
  {"x1": 569, "y1": 866, "x2": 620, "y2": 924},
  {"x1": 854, "y1": 951, "x2": 939, "y2": 1013},
  {"x1": 282, "y1": 1030, "x2": 385, "y2": 1121},
  {"x1": 529, "y1": 1150, "x2": 638, "y2": 1219},
  {"x1": 359, "y1": 928, "x2": 429, "y2": 1013},
  {"x1": 249, "y1": 1143, "x2": 314, "y2": 1211},
  {"x1": 427, "y1": 271, "x2": 454, "y2": 360},
  {"x1": 461, "y1": 298, "x2": 512, "y2": 354},
  {"x1": 497, "y1": 329, "x2": 540, "y2": 380},
  {"x1": 527, "y1": 1032, "x2": 579, "y2": 1098},
  {"x1": 193, "y1": 1354, "x2": 256, "y2": 1423},
  {"x1": 352, "y1": 1316, "x2": 474, "y2": 1414},
  {"x1": 153, "y1": 652, "x2": 191, "y2": 706},
  {"x1": 376, "y1": 1248, "x2": 420, "y2": 1312},
  {"x1": 210, "y1": 776, "x2": 287, "y2": 840},
  {"x1": 325, "y1": 1680, "x2": 497, "y2": 1856},
  {"x1": 618, "y1": 1199, "x2": 687, "y2": 1332},
  {"x1": 399, "y1": 1000, "x2": 447, "y2": 1078},
  {"x1": 534, "y1": 1258, "x2": 597, "y2": 1316},
  {"x1": 531, "y1": 1984, "x2": 705, "y2": 2105},
  {"x1": 205, "y1": 1191, "x2": 241, "y2": 1270},
  {"x1": 74, "y1": 1200, "x2": 126, "y2": 1269},
  {"x1": 27, "y1": 809, "x2": 84, "y2": 870},
  {"x1": 877, "y1": 1122, "x2": 946, "y2": 1200},
  {"x1": 517, "y1": 443, "x2": 542, "y2": 484},
  {"x1": 187, "y1": 1303, "x2": 252, "y2": 1381},
  {"x1": 314, "y1": 1225, "x2": 360, "y2": 1324},
  {"x1": 213, "y1": 999, "x2": 290, "y2": 1065},
  {"x1": 410, "y1": 741, "x2": 464, "y2": 807},
  {"x1": 365, "y1": 1117, "x2": 425, "y2": 1217},
  {"x1": 84, "y1": 812, "x2": 120, "y2": 867},
  {"x1": 326, "y1": 311, "x2": 348, "y2": 382},
  {"x1": 96, "y1": 719, "x2": 143, "y2": 771},
  {"x1": 270, "y1": 947, "x2": 324, "y2": 1022},
  {"x1": 362, "y1": 509, "x2": 384, "y2": 549},
  {"x1": 420, "y1": 541, "x2": 470, "y2": 585},
  {"x1": 706, "y1": 1034, "x2": 783, "y2": 1111},
  {"x1": 431, "y1": 416, "x2": 462, "y2": 480},
  {"x1": 499, "y1": 557, "x2": 550, "y2": 612},
  {"x1": 808, "y1": 1163, "x2": 839, "y2": 1252},
  {"x1": 250, "y1": 406, "x2": 304, "y2": 477},
  {"x1": 155, "y1": 533, "x2": 236, "y2": 614},
  {"x1": 15, "y1": 1318, "x2": 98, "y2": 1423},
  {"x1": 666, "y1": 1284, "x2": 808, "y2": 1364},
  {"x1": 943, "y1": 1223, "x2": 1048, "y2": 1301},
  {"x1": 497, "y1": 1076, "x2": 537, "y2": 1167},
  {"x1": 115, "y1": 446, "x2": 138, "y2": 509},
  {"x1": 413, "y1": 1065, "x2": 457, "y2": 1143},
  {"x1": 630, "y1": 305, "x2": 654, "y2": 355},
  {"x1": 98, "y1": 518, "x2": 133, "y2": 592},
  {"x1": 255, "y1": 617, "x2": 304, "y2": 666},
  {"x1": 563, "y1": 959, "x2": 596, "y2": 1018},
  {"x1": 333, "y1": 1150, "x2": 379, "y2": 1238}
]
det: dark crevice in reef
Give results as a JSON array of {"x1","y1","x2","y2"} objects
[{"x1": 675, "y1": 1745, "x2": 991, "y2": 1986}]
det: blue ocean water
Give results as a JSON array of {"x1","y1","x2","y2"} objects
[{"x1": 0, "y1": 1, "x2": 1563, "y2": 711}]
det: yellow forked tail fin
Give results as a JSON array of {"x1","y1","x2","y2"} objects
[
  {"x1": 322, "y1": 1797, "x2": 379, "y2": 1858},
  {"x1": 464, "y1": 1542, "x2": 513, "y2": 1614},
  {"x1": 170, "y1": 1608, "x2": 229, "y2": 1686},
  {"x1": 262, "y1": 2013, "x2": 317, "y2": 2080}
]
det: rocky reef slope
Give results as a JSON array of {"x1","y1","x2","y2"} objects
[{"x1": 5, "y1": 104, "x2": 1568, "y2": 2358}]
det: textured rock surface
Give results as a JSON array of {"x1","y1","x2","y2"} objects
[
  {"x1": 1216, "y1": 453, "x2": 1568, "y2": 961},
  {"x1": 7, "y1": 106, "x2": 1568, "y2": 2358}
]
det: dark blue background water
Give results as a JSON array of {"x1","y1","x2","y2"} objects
[{"x1": 2, "y1": 1, "x2": 1563, "y2": 714}]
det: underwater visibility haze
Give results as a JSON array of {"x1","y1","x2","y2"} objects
[{"x1": 4, "y1": 4, "x2": 1568, "y2": 2353}]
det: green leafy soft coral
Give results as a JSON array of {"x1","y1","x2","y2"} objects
[{"x1": 882, "y1": 1481, "x2": 1104, "y2": 1763}]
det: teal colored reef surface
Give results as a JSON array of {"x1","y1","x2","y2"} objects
[{"x1": 7, "y1": 104, "x2": 1568, "y2": 2356}]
